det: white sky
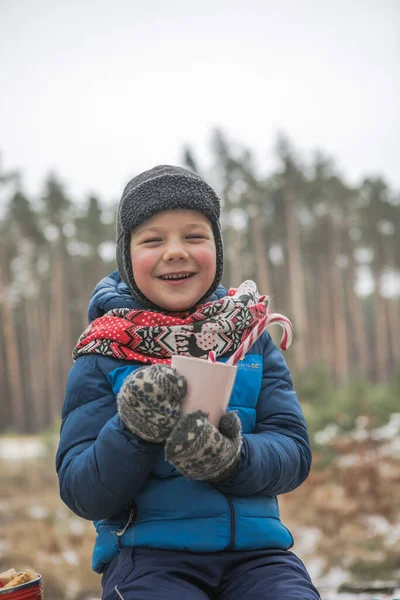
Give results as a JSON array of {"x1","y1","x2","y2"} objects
[{"x1": 0, "y1": 0, "x2": 399, "y2": 205}]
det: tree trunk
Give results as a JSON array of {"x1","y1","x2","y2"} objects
[
  {"x1": 283, "y1": 186, "x2": 309, "y2": 370},
  {"x1": 228, "y1": 224, "x2": 242, "y2": 287},
  {"x1": 387, "y1": 298, "x2": 400, "y2": 368},
  {"x1": 319, "y1": 254, "x2": 335, "y2": 371},
  {"x1": 329, "y1": 224, "x2": 349, "y2": 383},
  {"x1": 0, "y1": 265, "x2": 25, "y2": 432},
  {"x1": 25, "y1": 295, "x2": 47, "y2": 432},
  {"x1": 347, "y1": 255, "x2": 370, "y2": 377},
  {"x1": 249, "y1": 204, "x2": 271, "y2": 295},
  {"x1": 46, "y1": 238, "x2": 65, "y2": 425},
  {"x1": 372, "y1": 252, "x2": 390, "y2": 382}
]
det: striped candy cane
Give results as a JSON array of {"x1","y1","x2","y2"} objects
[
  {"x1": 207, "y1": 350, "x2": 217, "y2": 363},
  {"x1": 226, "y1": 311, "x2": 293, "y2": 367},
  {"x1": 264, "y1": 313, "x2": 293, "y2": 351}
]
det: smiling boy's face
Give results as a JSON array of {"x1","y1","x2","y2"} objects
[{"x1": 130, "y1": 209, "x2": 217, "y2": 312}]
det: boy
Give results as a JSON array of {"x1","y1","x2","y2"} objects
[{"x1": 56, "y1": 165, "x2": 320, "y2": 599}]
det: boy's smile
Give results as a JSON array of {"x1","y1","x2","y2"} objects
[{"x1": 130, "y1": 209, "x2": 217, "y2": 311}]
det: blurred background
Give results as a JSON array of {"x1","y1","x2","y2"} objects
[{"x1": 0, "y1": 1, "x2": 399, "y2": 598}]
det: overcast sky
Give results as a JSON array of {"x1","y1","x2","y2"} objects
[{"x1": 1, "y1": 0, "x2": 399, "y2": 204}]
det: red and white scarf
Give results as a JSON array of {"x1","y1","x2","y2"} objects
[{"x1": 73, "y1": 281, "x2": 270, "y2": 365}]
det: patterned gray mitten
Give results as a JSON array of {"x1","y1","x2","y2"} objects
[
  {"x1": 117, "y1": 364, "x2": 187, "y2": 443},
  {"x1": 165, "y1": 410, "x2": 242, "y2": 482}
]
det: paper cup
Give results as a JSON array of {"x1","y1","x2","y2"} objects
[{"x1": 171, "y1": 355, "x2": 238, "y2": 426}]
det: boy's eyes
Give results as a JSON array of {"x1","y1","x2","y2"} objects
[{"x1": 140, "y1": 235, "x2": 206, "y2": 244}]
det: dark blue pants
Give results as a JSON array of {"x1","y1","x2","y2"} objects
[{"x1": 102, "y1": 547, "x2": 320, "y2": 599}]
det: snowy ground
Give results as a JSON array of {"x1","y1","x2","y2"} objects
[{"x1": 0, "y1": 436, "x2": 47, "y2": 460}]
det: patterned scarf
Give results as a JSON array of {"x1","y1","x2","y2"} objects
[{"x1": 73, "y1": 281, "x2": 269, "y2": 365}]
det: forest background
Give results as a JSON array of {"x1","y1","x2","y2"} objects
[
  {"x1": 0, "y1": 131, "x2": 399, "y2": 598},
  {"x1": 1, "y1": 131, "x2": 399, "y2": 432}
]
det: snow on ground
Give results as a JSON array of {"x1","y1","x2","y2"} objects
[{"x1": 0, "y1": 436, "x2": 46, "y2": 460}]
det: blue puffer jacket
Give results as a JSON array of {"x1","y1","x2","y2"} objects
[{"x1": 56, "y1": 272, "x2": 312, "y2": 573}]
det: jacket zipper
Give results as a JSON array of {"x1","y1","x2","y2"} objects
[
  {"x1": 226, "y1": 497, "x2": 236, "y2": 551},
  {"x1": 116, "y1": 500, "x2": 136, "y2": 548}
]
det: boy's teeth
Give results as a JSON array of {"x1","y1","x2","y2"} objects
[{"x1": 161, "y1": 273, "x2": 192, "y2": 280}]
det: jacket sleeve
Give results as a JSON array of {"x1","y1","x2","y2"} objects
[
  {"x1": 214, "y1": 333, "x2": 312, "y2": 497},
  {"x1": 56, "y1": 356, "x2": 162, "y2": 521}
]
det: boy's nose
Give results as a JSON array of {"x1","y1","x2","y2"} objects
[{"x1": 163, "y1": 242, "x2": 189, "y2": 261}]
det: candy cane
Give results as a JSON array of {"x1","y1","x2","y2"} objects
[
  {"x1": 207, "y1": 350, "x2": 217, "y2": 363},
  {"x1": 226, "y1": 312, "x2": 293, "y2": 366},
  {"x1": 265, "y1": 313, "x2": 293, "y2": 351},
  {"x1": 226, "y1": 318, "x2": 266, "y2": 366}
]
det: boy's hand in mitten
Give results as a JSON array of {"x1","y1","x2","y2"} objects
[
  {"x1": 117, "y1": 364, "x2": 187, "y2": 443},
  {"x1": 165, "y1": 410, "x2": 242, "y2": 482}
]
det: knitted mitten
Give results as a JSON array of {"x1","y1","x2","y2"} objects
[
  {"x1": 117, "y1": 364, "x2": 187, "y2": 443},
  {"x1": 165, "y1": 410, "x2": 242, "y2": 482}
]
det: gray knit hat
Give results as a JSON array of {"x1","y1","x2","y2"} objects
[{"x1": 116, "y1": 165, "x2": 224, "y2": 308}]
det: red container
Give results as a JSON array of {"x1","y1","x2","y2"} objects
[{"x1": 0, "y1": 575, "x2": 43, "y2": 599}]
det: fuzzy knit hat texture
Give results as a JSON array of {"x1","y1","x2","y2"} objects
[{"x1": 116, "y1": 165, "x2": 224, "y2": 308}]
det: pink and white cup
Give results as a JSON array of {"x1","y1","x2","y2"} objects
[{"x1": 171, "y1": 355, "x2": 238, "y2": 426}]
